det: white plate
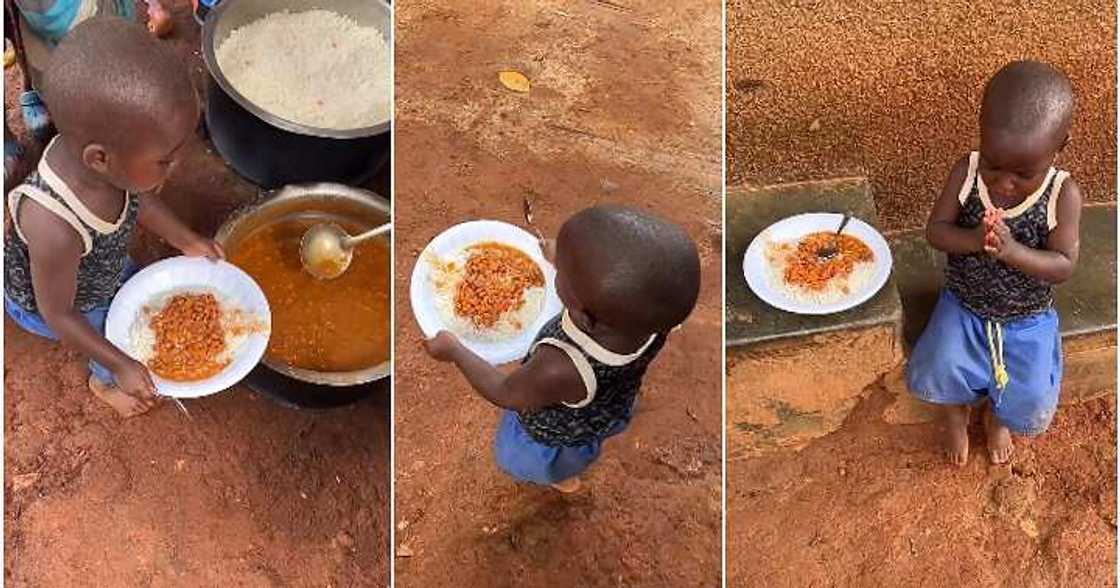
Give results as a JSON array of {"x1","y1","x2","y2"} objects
[
  {"x1": 410, "y1": 220, "x2": 562, "y2": 365},
  {"x1": 105, "y1": 256, "x2": 272, "y2": 398},
  {"x1": 742, "y1": 213, "x2": 893, "y2": 315}
]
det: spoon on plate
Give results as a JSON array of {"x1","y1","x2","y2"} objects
[
  {"x1": 300, "y1": 222, "x2": 392, "y2": 280},
  {"x1": 817, "y1": 213, "x2": 852, "y2": 261}
]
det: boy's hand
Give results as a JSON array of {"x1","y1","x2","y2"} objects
[
  {"x1": 982, "y1": 207, "x2": 1003, "y2": 230},
  {"x1": 976, "y1": 207, "x2": 1005, "y2": 254},
  {"x1": 424, "y1": 331, "x2": 463, "y2": 363},
  {"x1": 115, "y1": 359, "x2": 160, "y2": 406},
  {"x1": 983, "y1": 220, "x2": 1021, "y2": 262},
  {"x1": 179, "y1": 236, "x2": 225, "y2": 260}
]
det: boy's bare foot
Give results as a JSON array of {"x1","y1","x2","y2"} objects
[
  {"x1": 985, "y1": 408, "x2": 1014, "y2": 464},
  {"x1": 550, "y1": 477, "x2": 582, "y2": 493},
  {"x1": 89, "y1": 375, "x2": 154, "y2": 418},
  {"x1": 942, "y1": 404, "x2": 971, "y2": 466},
  {"x1": 147, "y1": 1, "x2": 174, "y2": 38}
]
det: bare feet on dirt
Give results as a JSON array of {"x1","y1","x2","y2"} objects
[
  {"x1": 985, "y1": 407, "x2": 1014, "y2": 464},
  {"x1": 550, "y1": 477, "x2": 582, "y2": 494},
  {"x1": 942, "y1": 404, "x2": 971, "y2": 466},
  {"x1": 147, "y1": 1, "x2": 174, "y2": 38},
  {"x1": 88, "y1": 375, "x2": 155, "y2": 418}
]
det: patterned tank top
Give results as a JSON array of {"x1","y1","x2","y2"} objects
[
  {"x1": 517, "y1": 310, "x2": 668, "y2": 447},
  {"x1": 944, "y1": 151, "x2": 1069, "y2": 321},
  {"x1": 5, "y1": 138, "x2": 140, "y2": 314}
]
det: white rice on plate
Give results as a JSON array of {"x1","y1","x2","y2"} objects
[
  {"x1": 427, "y1": 247, "x2": 545, "y2": 343},
  {"x1": 216, "y1": 10, "x2": 391, "y2": 130},
  {"x1": 764, "y1": 239, "x2": 875, "y2": 306},
  {"x1": 129, "y1": 288, "x2": 261, "y2": 371}
]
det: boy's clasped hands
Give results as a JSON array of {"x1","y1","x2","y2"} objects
[{"x1": 981, "y1": 207, "x2": 1017, "y2": 262}]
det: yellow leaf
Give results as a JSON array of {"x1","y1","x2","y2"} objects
[{"x1": 498, "y1": 70, "x2": 531, "y2": 93}]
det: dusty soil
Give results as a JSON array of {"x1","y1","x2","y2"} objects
[
  {"x1": 394, "y1": 1, "x2": 722, "y2": 586},
  {"x1": 726, "y1": 0, "x2": 1117, "y2": 231},
  {"x1": 728, "y1": 384, "x2": 1117, "y2": 587},
  {"x1": 4, "y1": 3, "x2": 389, "y2": 585},
  {"x1": 726, "y1": 326, "x2": 900, "y2": 459}
]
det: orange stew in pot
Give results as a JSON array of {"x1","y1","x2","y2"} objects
[{"x1": 229, "y1": 217, "x2": 390, "y2": 372}]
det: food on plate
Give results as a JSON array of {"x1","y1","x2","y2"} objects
[
  {"x1": 765, "y1": 232, "x2": 875, "y2": 303},
  {"x1": 229, "y1": 217, "x2": 391, "y2": 372},
  {"x1": 216, "y1": 10, "x2": 390, "y2": 129},
  {"x1": 131, "y1": 291, "x2": 264, "y2": 382},
  {"x1": 430, "y1": 242, "x2": 546, "y2": 341}
]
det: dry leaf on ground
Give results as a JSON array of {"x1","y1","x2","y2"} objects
[{"x1": 498, "y1": 70, "x2": 531, "y2": 93}]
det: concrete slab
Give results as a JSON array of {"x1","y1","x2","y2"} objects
[
  {"x1": 726, "y1": 178, "x2": 904, "y2": 457},
  {"x1": 726, "y1": 178, "x2": 903, "y2": 347}
]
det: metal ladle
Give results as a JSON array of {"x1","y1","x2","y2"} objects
[{"x1": 300, "y1": 222, "x2": 392, "y2": 280}]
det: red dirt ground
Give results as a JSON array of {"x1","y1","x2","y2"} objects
[
  {"x1": 729, "y1": 386, "x2": 1116, "y2": 588},
  {"x1": 4, "y1": 3, "x2": 389, "y2": 585},
  {"x1": 393, "y1": 1, "x2": 722, "y2": 586},
  {"x1": 726, "y1": 0, "x2": 1117, "y2": 231}
]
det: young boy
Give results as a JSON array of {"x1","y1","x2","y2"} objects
[
  {"x1": 908, "y1": 60, "x2": 1083, "y2": 466},
  {"x1": 424, "y1": 205, "x2": 701, "y2": 492},
  {"x1": 4, "y1": 0, "x2": 174, "y2": 182},
  {"x1": 4, "y1": 18, "x2": 222, "y2": 418}
]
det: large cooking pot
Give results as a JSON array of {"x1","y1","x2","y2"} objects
[
  {"x1": 215, "y1": 183, "x2": 391, "y2": 403},
  {"x1": 201, "y1": 0, "x2": 393, "y2": 189}
]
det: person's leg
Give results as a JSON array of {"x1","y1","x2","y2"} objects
[
  {"x1": 4, "y1": 124, "x2": 30, "y2": 187},
  {"x1": 988, "y1": 309, "x2": 1063, "y2": 463},
  {"x1": 4, "y1": 295, "x2": 63, "y2": 340},
  {"x1": 81, "y1": 305, "x2": 154, "y2": 417},
  {"x1": 493, "y1": 411, "x2": 601, "y2": 490},
  {"x1": 18, "y1": 89, "x2": 51, "y2": 143},
  {"x1": 13, "y1": 12, "x2": 53, "y2": 143},
  {"x1": 907, "y1": 290, "x2": 990, "y2": 465},
  {"x1": 4, "y1": 295, "x2": 152, "y2": 417}
]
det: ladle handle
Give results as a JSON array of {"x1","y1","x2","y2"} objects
[{"x1": 343, "y1": 223, "x2": 393, "y2": 247}]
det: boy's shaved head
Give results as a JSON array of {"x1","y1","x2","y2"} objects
[
  {"x1": 42, "y1": 17, "x2": 195, "y2": 149},
  {"x1": 981, "y1": 60, "x2": 1074, "y2": 147},
  {"x1": 558, "y1": 205, "x2": 701, "y2": 334}
]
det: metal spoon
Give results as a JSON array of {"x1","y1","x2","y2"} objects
[
  {"x1": 817, "y1": 213, "x2": 852, "y2": 260},
  {"x1": 300, "y1": 222, "x2": 392, "y2": 280},
  {"x1": 523, "y1": 194, "x2": 545, "y2": 242}
]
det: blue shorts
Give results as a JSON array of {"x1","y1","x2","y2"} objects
[
  {"x1": 4, "y1": 259, "x2": 138, "y2": 386},
  {"x1": 493, "y1": 409, "x2": 632, "y2": 485},
  {"x1": 907, "y1": 289, "x2": 1062, "y2": 436}
]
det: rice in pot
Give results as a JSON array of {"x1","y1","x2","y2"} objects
[{"x1": 215, "y1": 10, "x2": 391, "y2": 130}]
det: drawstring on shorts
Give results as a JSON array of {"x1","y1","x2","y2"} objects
[{"x1": 986, "y1": 320, "x2": 1010, "y2": 391}]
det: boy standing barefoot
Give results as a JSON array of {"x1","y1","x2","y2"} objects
[{"x1": 908, "y1": 61, "x2": 1083, "y2": 465}]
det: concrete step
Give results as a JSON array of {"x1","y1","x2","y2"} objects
[
  {"x1": 726, "y1": 178, "x2": 1116, "y2": 456},
  {"x1": 726, "y1": 178, "x2": 903, "y2": 458},
  {"x1": 885, "y1": 202, "x2": 1117, "y2": 423}
]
